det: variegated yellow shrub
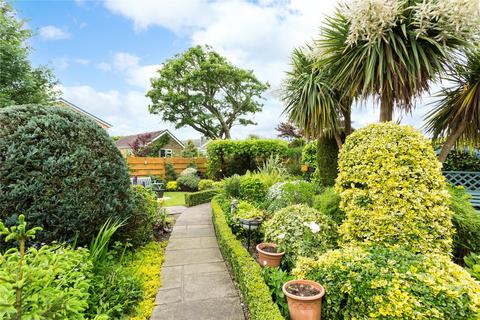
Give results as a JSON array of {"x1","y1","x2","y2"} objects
[
  {"x1": 293, "y1": 246, "x2": 480, "y2": 319},
  {"x1": 335, "y1": 123, "x2": 454, "y2": 254}
]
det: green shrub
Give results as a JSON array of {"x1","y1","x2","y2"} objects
[
  {"x1": 235, "y1": 201, "x2": 265, "y2": 220},
  {"x1": 464, "y1": 253, "x2": 480, "y2": 281},
  {"x1": 176, "y1": 173, "x2": 200, "y2": 191},
  {"x1": 301, "y1": 140, "x2": 317, "y2": 169},
  {"x1": 125, "y1": 185, "x2": 157, "y2": 247},
  {"x1": 261, "y1": 267, "x2": 293, "y2": 319},
  {"x1": 335, "y1": 123, "x2": 453, "y2": 255},
  {"x1": 164, "y1": 162, "x2": 177, "y2": 181},
  {"x1": 0, "y1": 104, "x2": 131, "y2": 245},
  {"x1": 211, "y1": 197, "x2": 283, "y2": 320},
  {"x1": 185, "y1": 189, "x2": 218, "y2": 207},
  {"x1": 314, "y1": 135, "x2": 339, "y2": 187},
  {"x1": 0, "y1": 215, "x2": 92, "y2": 319},
  {"x1": 313, "y1": 187, "x2": 344, "y2": 225},
  {"x1": 294, "y1": 245, "x2": 480, "y2": 319},
  {"x1": 180, "y1": 167, "x2": 198, "y2": 176},
  {"x1": 165, "y1": 181, "x2": 178, "y2": 191},
  {"x1": 448, "y1": 185, "x2": 480, "y2": 262},
  {"x1": 198, "y1": 179, "x2": 215, "y2": 191},
  {"x1": 444, "y1": 149, "x2": 480, "y2": 171},
  {"x1": 265, "y1": 180, "x2": 317, "y2": 213},
  {"x1": 239, "y1": 175, "x2": 267, "y2": 204},
  {"x1": 264, "y1": 204, "x2": 338, "y2": 269},
  {"x1": 87, "y1": 252, "x2": 143, "y2": 318},
  {"x1": 206, "y1": 139, "x2": 289, "y2": 179},
  {"x1": 284, "y1": 146, "x2": 303, "y2": 176},
  {"x1": 223, "y1": 174, "x2": 241, "y2": 198}
]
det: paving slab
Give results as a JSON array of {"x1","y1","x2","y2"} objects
[
  {"x1": 164, "y1": 205, "x2": 188, "y2": 215},
  {"x1": 151, "y1": 297, "x2": 244, "y2": 320},
  {"x1": 151, "y1": 203, "x2": 245, "y2": 320}
]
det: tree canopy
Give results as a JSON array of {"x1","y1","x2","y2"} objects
[
  {"x1": 0, "y1": 1, "x2": 58, "y2": 107},
  {"x1": 147, "y1": 45, "x2": 269, "y2": 139}
]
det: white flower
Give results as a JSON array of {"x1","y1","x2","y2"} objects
[
  {"x1": 277, "y1": 233, "x2": 285, "y2": 239},
  {"x1": 308, "y1": 221, "x2": 321, "y2": 234},
  {"x1": 303, "y1": 221, "x2": 309, "y2": 227}
]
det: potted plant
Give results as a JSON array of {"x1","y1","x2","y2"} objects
[
  {"x1": 256, "y1": 242, "x2": 285, "y2": 267},
  {"x1": 150, "y1": 182, "x2": 165, "y2": 198},
  {"x1": 282, "y1": 279, "x2": 325, "y2": 320},
  {"x1": 235, "y1": 201, "x2": 264, "y2": 230}
]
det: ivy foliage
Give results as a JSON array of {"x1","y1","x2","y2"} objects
[
  {"x1": 294, "y1": 245, "x2": 480, "y2": 319},
  {"x1": 206, "y1": 139, "x2": 288, "y2": 179},
  {"x1": 335, "y1": 123, "x2": 454, "y2": 255},
  {"x1": 264, "y1": 204, "x2": 338, "y2": 269},
  {"x1": 0, "y1": 104, "x2": 132, "y2": 246}
]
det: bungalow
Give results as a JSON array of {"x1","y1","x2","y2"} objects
[
  {"x1": 55, "y1": 98, "x2": 112, "y2": 130},
  {"x1": 115, "y1": 130, "x2": 185, "y2": 157}
]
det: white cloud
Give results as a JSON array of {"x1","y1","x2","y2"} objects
[
  {"x1": 98, "y1": 0, "x2": 436, "y2": 138},
  {"x1": 39, "y1": 25, "x2": 71, "y2": 41},
  {"x1": 57, "y1": 84, "x2": 199, "y2": 139},
  {"x1": 52, "y1": 57, "x2": 69, "y2": 70},
  {"x1": 111, "y1": 52, "x2": 159, "y2": 89},
  {"x1": 96, "y1": 62, "x2": 112, "y2": 71},
  {"x1": 74, "y1": 58, "x2": 90, "y2": 65}
]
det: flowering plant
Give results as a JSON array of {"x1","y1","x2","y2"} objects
[{"x1": 264, "y1": 204, "x2": 338, "y2": 269}]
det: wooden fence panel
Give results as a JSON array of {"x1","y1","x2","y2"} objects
[{"x1": 127, "y1": 156, "x2": 207, "y2": 177}]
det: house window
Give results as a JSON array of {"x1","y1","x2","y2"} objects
[{"x1": 160, "y1": 149, "x2": 173, "y2": 158}]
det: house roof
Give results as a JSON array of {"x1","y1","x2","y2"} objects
[
  {"x1": 56, "y1": 98, "x2": 112, "y2": 128},
  {"x1": 116, "y1": 130, "x2": 185, "y2": 149}
]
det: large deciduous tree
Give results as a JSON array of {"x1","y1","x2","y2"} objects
[
  {"x1": 147, "y1": 45, "x2": 269, "y2": 139},
  {"x1": 0, "y1": 1, "x2": 58, "y2": 107}
]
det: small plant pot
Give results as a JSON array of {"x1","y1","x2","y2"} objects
[
  {"x1": 256, "y1": 242, "x2": 284, "y2": 267},
  {"x1": 282, "y1": 279, "x2": 325, "y2": 320},
  {"x1": 155, "y1": 189, "x2": 165, "y2": 198},
  {"x1": 238, "y1": 218, "x2": 262, "y2": 230}
]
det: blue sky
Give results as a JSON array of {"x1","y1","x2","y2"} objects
[{"x1": 13, "y1": 0, "x2": 432, "y2": 139}]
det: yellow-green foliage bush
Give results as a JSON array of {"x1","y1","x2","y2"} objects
[
  {"x1": 198, "y1": 179, "x2": 215, "y2": 190},
  {"x1": 129, "y1": 241, "x2": 167, "y2": 320},
  {"x1": 293, "y1": 245, "x2": 480, "y2": 319},
  {"x1": 264, "y1": 204, "x2": 338, "y2": 269},
  {"x1": 165, "y1": 181, "x2": 178, "y2": 191},
  {"x1": 335, "y1": 123, "x2": 453, "y2": 254}
]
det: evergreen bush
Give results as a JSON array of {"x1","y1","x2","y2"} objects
[
  {"x1": 0, "y1": 104, "x2": 131, "y2": 245},
  {"x1": 294, "y1": 245, "x2": 480, "y2": 319},
  {"x1": 335, "y1": 123, "x2": 453, "y2": 255}
]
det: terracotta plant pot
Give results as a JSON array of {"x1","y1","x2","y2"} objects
[
  {"x1": 282, "y1": 279, "x2": 325, "y2": 320},
  {"x1": 256, "y1": 243, "x2": 284, "y2": 267}
]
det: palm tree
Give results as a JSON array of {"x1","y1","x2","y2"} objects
[
  {"x1": 282, "y1": 46, "x2": 352, "y2": 149},
  {"x1": 424, "y1": 49, "x2": 480, "y2": 162},
  {"x1": 316, "y1": 0, "x2": 478, "y2": 122}
]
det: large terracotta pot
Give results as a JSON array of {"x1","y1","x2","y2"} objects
[
  {"x1": 282, "y1": 279, "x2": 325, "y2": 320},
  {"x1": 256, "y1": 242, "x2": 284, "y2": 267}
]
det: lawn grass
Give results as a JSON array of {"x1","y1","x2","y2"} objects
[{"x1": 162, "y1": 191, "x2": 187, "y2": 207}]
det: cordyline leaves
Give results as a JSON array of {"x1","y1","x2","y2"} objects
[
  {"x1": 314, "y1": 0, "x2": 478, "y2": 119},
  {"x1": 281, "y1": 47, "x2": 349, "y2": 139},
  {"x1": 425, "y1": 49, "x2": 480, "y2": 148}
]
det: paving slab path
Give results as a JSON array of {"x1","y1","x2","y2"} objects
[{"x1": 151, "y1": 203, "x2": 245, "y2": 320}]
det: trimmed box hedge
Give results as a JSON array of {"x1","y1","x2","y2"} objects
[
  {"x1": 211, "y1": 196, "x2": 283, "y2": 320},
  {"x1": 185, "y1": 189, "x2": 218, "y2": 207}
]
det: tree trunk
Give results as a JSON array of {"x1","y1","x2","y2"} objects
[
  {"x1": 342, "y1": 107, "x2": 352, "y2": 136},
  {"x1": 333, "y1": 131, "x2": 342, "y2": 150},
  {"x1": 223, "y1": 128, "x2": 231, "y2": 139},
  {"x1": 379, "y1": 95, "x2": 393, "y2": 122},
  {"x1": 438, "y1": 122, "x2": 467, "y2": 163}
]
